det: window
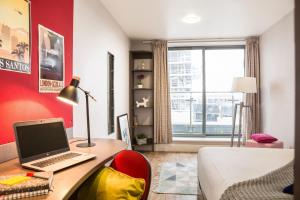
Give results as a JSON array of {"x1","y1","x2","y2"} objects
[{"x1": 168, "y1": 46, "x2": 244, "y2": 137}]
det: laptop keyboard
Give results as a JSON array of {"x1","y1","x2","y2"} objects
[{"x1": 32, "y1": 152, "x2": 81, "y2": 168}]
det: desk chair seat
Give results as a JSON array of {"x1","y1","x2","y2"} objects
[{"x1": 110, "y1": 150, "x2": 151, "y2": 200}]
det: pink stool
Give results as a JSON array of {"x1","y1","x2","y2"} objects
[{"x1": 245, "y1": 139, "x2": 283, "y2": 148}]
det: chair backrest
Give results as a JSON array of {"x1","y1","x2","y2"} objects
[{"x1": 110, "y1": 150, "x2": 151, "y2": 200}]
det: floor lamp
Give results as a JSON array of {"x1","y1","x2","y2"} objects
[
  {"x1": 57, "y1": 76, "x2": 97, "y2": 148},
  {"x1": 230, "y1": 77, "x2": 257, "y2": 147}
]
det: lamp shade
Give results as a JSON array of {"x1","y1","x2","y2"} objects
[
  {"x1": 232, "y1": 77, "x2": 257, "y2": 93},
  {"x1": 57, "y1": 76, "x2": 80, "y2": 106}
]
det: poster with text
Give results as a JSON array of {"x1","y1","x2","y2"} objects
[
  {"x1": 39, "y1": 25, "x2": 64, "y2": 93},
  {"x1": 0, "y1": 0, "x2": 30, "y2": 74}
]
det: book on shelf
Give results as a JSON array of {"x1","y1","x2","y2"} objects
[{"x1": 0, "y1": 172, "x2": 53, "y2": 200}]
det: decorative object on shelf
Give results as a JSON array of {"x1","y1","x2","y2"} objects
[
  {"x1": 140, "y1": 60, "x2": 145, "y2": 69},
  {"x1": 134, "y1": 115, "x2": 139, "y2": 126},
  {"x1": 136, "y1": 97, "x2": 149, "y2": 108},
  {"x1": 57, "y1": 76, "x2": 97, "y2": 148},
  {"x1": 0, "y1": 0, "x2": 31, "y2": 74},
  {"x1": 117, "y1": 114, "x2": 132, "y2": 150},
  {"x1": 136, "y1": 134, "x2": 147, "y2": 145},
  {"x1": 231, "y1": 77, "x2": 257, "y2": 147},
  {"x1": 39, "y1": 25, "x2": 65, "y2": 93},
  {"x1": 136, "y1": 74, "x2": 145, "y2": 88},
  {"x1": 134, "y1": 59, "x2": 153, "y2": 71}
]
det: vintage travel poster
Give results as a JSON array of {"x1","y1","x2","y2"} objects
[
  {"x1": 39, "y1": 25, "x2": 64, "y2": 93},
  {"x1": 0, "y1": 0, "x2": 30, "y2": 74}
]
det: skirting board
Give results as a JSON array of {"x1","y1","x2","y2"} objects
[
  {"x1": 154, "y1": 138, "x2": 240, "y2": 152},
  {"x1": 154, "y1": 143, "x2": 232, "y2": 152},
  {"x1": 0, "y1": 127, "x2": 73, "y2": 163}
]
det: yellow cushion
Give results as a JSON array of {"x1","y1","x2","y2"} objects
[{"x1": 78, "y1": 167, "x2": 145, "y2": 200}]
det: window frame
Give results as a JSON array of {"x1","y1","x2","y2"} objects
[{"x1": 168, "y1": 45, "x2": 245, "y2": 137}]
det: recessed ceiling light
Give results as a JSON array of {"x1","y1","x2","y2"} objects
[{"x1": 182, "y1": 14, "x2": 201, "y2": 24}]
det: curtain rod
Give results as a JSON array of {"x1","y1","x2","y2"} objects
[{"x1": 142, "y1": 38, "x2": 246, "y2": 44}]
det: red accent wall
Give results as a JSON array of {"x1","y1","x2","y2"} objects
[{"x1": 0, "y1": 0, "x2": 74, "y2": 145}]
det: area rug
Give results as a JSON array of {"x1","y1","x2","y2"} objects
[{"x1": 152, "y1": 161, "x2": 201, "y2": 195}]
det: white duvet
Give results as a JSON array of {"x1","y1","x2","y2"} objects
[{"x1": 197, "y1": 147, "x2": 294, "y2": 200}]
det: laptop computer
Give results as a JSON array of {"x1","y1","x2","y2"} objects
[{"x1": 13, "y1": 118, "x2": 96, "y2": 172}]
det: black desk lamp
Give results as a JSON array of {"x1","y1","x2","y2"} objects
[{"x1": 57, "y1": 76, "x2": 96, "y2": 148}]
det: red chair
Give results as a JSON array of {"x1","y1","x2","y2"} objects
[{"x1": 110, "y1": 150, "x2": 152, "y2": 200}]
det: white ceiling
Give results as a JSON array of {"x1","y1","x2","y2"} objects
[{"x1": 99, "y1": 0, "x2": 294, "y2": 40}]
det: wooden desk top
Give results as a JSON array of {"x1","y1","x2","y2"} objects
[{"x1": 0, "y1": 139, "x2": 127, "y2": 200}]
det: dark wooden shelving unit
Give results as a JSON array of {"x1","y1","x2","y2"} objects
[{"x1": 129, "y1": 51, "x2": 154, "y2": 152}]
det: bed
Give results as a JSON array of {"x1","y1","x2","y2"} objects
[{"x1": 197, "y1": 147, "x2": 294, "y2": 200}]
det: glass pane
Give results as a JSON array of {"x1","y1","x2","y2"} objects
[
  {"x1": 168, "y1": 49, "x2": 203, "y2": 136},
  {"x1": 170, "y1": 92, "x2": 191, "y2": 133},
  {"x1": 205, "y1": 49, "x2": 244, "y2": 135},
  {"x1": 205, "y1": 92, "x2": 242, "y2": 135},
  {"x1": 206, "y1": 49, "x2": 244, "y2": 92},
  {"x1": 191, "y1": 92, "x2": 203, "y2": 133}
]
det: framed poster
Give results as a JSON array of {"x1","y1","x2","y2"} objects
[
  {"x1": 117, "y1": 114, "x2": 132, "y2": 150},
  {"x1": 38, "y1": 25, "x2": 64, "y2": 93},
  {"x1": 0, "y1": 0, "x2": 31, "y2": 74}
]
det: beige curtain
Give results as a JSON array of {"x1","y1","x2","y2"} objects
[
  {"x1": 153, "y1": 41, "x2": 172, "y2": 144},
  {"x1": 244, "y1": 36, "x2": 261, "y2": 135}
]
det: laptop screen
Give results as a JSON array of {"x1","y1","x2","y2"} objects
[{"x1": 14, "y1": 119, "x2": 70, "y2": 163}]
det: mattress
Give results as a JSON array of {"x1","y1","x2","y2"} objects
[{"x1": 197, "y1": 147, "x2": 294, "y2": 200}]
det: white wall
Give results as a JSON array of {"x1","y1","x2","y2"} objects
[
  {"x1": 260, "y1": 11, "x2": 295, "y2": 148},
  {"x1": 73, "y1": 0, "x2": 130, "y2": 139}
]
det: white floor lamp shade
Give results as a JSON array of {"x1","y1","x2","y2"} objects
[
  {"x1": 231, "y1": 77, "x2": 257, "y2": 147},
  {"x1": 232, "y1": 77, "x2": 257, "y2": 94}
]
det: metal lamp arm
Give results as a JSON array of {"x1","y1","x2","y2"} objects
[{"x1": 78, "y1": 86, "x2": 97, "y2": 102}]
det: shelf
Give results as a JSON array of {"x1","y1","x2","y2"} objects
[
  {"x1": 132, "y1": 138, "x2": 154, "y2": 147},
  {"x1": 132, "y1": 125, "x2": 153, "y2": 128},
  {"x1": 132, "y1": 143, "x2": 154, "y2": 147},
  {"x1": 132, "y1": 69, "x2": 153, "y2": 72},
  {"x1": 132, "y1": 148, "x2": 154, "y2": 153},
  {"x1": 132, "y1": 88, "x2": 153, "y2": 90},
  {"x1": 131, "y1": 51, "x2": 153, "y2": 59},
  {"x1": 132, "y1": 106, "x2": 153, "y2": 109}
]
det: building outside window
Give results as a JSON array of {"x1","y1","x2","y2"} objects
[{"x1": 168, "y1": 46, "x2": 244, "y2": 137}]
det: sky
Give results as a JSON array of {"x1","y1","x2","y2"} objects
[
  {"x1": 169, "y1": 49, "x2": 245, "y2": 92},
  {"x1": 205, "y1": 49, "x2": 244, "y2": 92}
]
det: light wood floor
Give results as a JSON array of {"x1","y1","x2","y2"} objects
[{"x1": 143, "y1": 152, "x2": 202, "y2": 200}]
